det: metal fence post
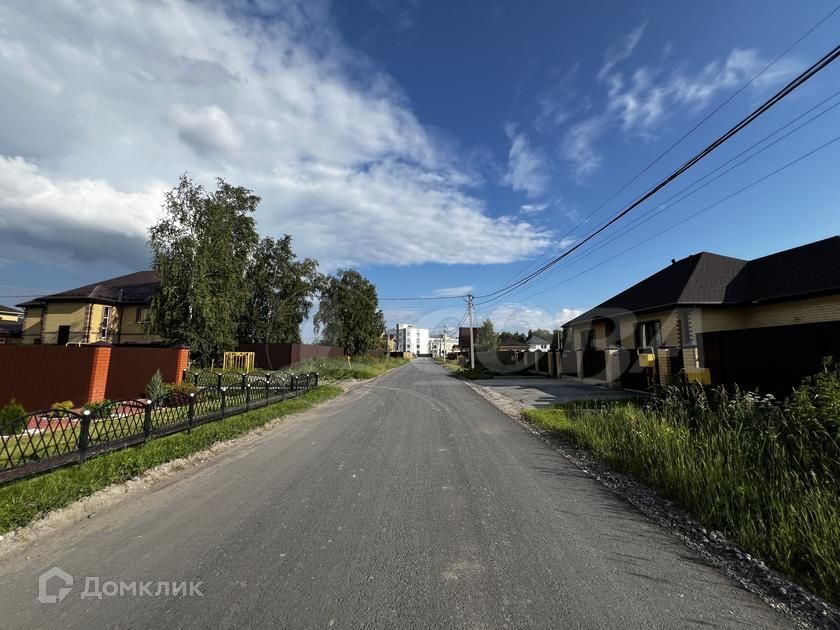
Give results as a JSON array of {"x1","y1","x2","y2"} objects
[
  {"x1": 143, "y1": 401, "x2": 153, "y2": 441},
  {"x1": 220, "y1": 387, "x2": 227, "y2": 419},
  {"x1": 290, "y1": 375, "x2": 296, "y2": 392},
  {"x1": 78, "y1": 410, "x2": 91, "y2": 463},
  {"x1": 245, "y1": 383, "x2": 251, "y2": 410},
  {"x1": 265, "y1": 378, "x2": 270, "y2": 405},
  {"x1": 187, "y1": 393, "x2": 195, "y2": 433},
  {"x1": 217, "y1": 373, "x2": 223, "y2": 389},
  {"x1": 314, "y1": 373, "x2": 319, "y2": 387}
]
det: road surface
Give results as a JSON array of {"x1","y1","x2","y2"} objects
[{"x1": 0, "y1": 359, "x2": 786, "y2": 628}]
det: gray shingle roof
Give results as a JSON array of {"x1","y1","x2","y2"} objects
[
  {"x1": 0, "y1": 304, "x2": 22, "y2": 314},
  {"x1": 17, "y1": 271, "x2": 159, "y2": 308},
  {"x1": 566, "y1": 236, "x2": 840, "y2": 326}
]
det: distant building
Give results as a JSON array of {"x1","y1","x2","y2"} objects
[
  {"x1": 526, "y1": 336, "x2": 551, "y2": 352},
  {"x1": 0, "y1": 304, "x2": 22, "y2": 344},
  {"x1": 395, "y1": 323, "x2": 430, "y2": 356},
  {"x1": 429, "y1": 333, "x2": 457, "y2": 357},
  {"x1": 458, "y1": 327, "x2": 481, "y2": 353}
]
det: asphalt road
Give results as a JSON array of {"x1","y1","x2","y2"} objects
[{"x1": 0, "y1": 359, "x2": 787, "y2": 629}]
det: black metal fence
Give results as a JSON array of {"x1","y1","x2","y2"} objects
[{"x1": 0, "y1": 372, "x2": 319, "y2": 485}]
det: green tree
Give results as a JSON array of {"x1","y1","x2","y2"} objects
[
  {"x1": 498, "y1": 330, "x2": 527, "y2": 344},
  {"x1": 314, "y1": 270, "x2": 385, "y2": 356},
  {"x1": 527, "y1": 328, "x2": 553, "y2": 341},
  {"x1": 476, "y1": 318, "x2": 497, "y2": 350},
  {"x1": 238, "y1": 235, "x2": 320, "y2": 344},
  {"x1": 148, "y1": 175, "x2": 259, "y2": 366}
]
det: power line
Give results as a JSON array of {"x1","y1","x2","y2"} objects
[
  {"x1": 477, "y1": 86, "x2": 840, "y2": 305},
  {"x1": 497, "y1": 3, "x2": 840, "y2": 289},
  {"x1": 510, "y1": 131, "x2": 840, "y2": 304},
  {"x1": 475, "y1": 40, "x2": 840, "y2": 301}
]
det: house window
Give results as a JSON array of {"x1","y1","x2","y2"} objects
[
  {"x1": 635, "y1": 320, "x2": 662, "y2": 349},
  {"x1": 100, "y1": 306, "x2": 113, "y2": 341},
  {"x1": 136, "y1": 307, "x2": 150, "y2": 324}
]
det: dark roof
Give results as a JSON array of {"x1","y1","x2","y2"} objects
[
  {"x1": 499, "y1": 342, "x2": 531, "y2": 350},
  {"x1": 0, "y1": 304, "x2": 22, "y2": 314},
  {"x1": 526, "y1": 336, "x2": 551, "y2": 345},
  {"x1": 566, "y1": 236, "x2": 840, "y2": 326},
  {"x1": 17, "y1": 271, "x2": 159, "y2": 308}
]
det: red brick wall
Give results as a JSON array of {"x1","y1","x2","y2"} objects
[
  {"x1": 0, "y1": 345, "x2": 190, "y2": 411},
  {"x1": 0, "y1": 346, "x2": 102, "y2": 410},
  {"x1": 105, "y1": 347, "x2": 189, "y2": 400}
]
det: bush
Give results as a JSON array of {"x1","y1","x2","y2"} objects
[
  {"x1": 170, "y1": 382, "x2": 199, "y2": 396},
  {"x1": 50, "y1": 400, "x2": 75, "y2": 411},
  {"x1": 0, "y1": 400, "x2": 26, "y2": 435},
  {"x1": 82, "y1": 400, "x2": 112, "y2": 416},
  {"x1": 145, "y1": 370, "x2": 169, "y2": 401}
]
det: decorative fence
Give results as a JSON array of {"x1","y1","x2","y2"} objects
[{"x1": 0, "y1": 372, "x2": 319, "y2": 485}]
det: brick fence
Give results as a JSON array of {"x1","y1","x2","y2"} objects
[{"x1": 0, "y1": 345, "x2": 189, "y2": 411}]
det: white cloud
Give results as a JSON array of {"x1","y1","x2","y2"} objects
[
  {"x1": 431, "y1": 286, "x2": 473, "y2": 297},
  {"x1": 558, "y1": 237, "x2": 577, "y2": 250},
  {"x1": 560, "y1": 42, "x2": 798, "y2": 181},
  {"x1": 482, "y1": 303, "x2": 585, "y2": 333},
  {"x1": 598, "y1": 23, "x2": 646, "y2": 80},
  {"x1": 520, "y1": 202, "x2": 549, "y2": 214},
  {"x1": 0, "y1": 1, "x2": 551, "y2": 270},
  {"x1": 502, "y1": 123, "x2": 550, "y2": 198}
]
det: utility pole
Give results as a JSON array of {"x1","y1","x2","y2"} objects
[{"x1": 467, "y1": 294, "x2": 475, "y2": 370}]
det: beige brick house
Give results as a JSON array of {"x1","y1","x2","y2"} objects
[
  {"x1": 562, "y1": 236, "x2": 840, "y2": 394},
  {"x1": 18, "y1": 271, "x2": 162, "y2": 346}
]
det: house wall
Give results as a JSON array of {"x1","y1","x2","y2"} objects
[
  {"x1": 693, "y1": 295, "x2": 840, "y2": 333},
  {"x1": 0, "y1": 312, "x2": 19, "y2": 322},
  {"x1": 39, "y1": 301, "x2": 89, "y2": 345},
  {"x1": 118, "y1": 305, "x2": 159, "y2": 344},
  {"x1": 21, "y1": 307, "x2": 44, "y2": 343}
]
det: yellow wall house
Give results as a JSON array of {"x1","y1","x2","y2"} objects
[
  {"x1": 18, "y1": 271, "x2": 162, "y2": 346},
  {"x1": 562, "y1": 236, "x2": 840, "y2": 394}
]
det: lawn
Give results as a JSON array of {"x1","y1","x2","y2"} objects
[
  {"x1": 523, "y1": 371, "x2": 840, "y2": 605},
  {"x1": 0, "y1": 385, "x2": 342, "y2": 533}
]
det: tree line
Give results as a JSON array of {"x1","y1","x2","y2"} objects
[
  {"x1": 147, "y1": 175, "x2": 385, "y2": 365},
  {"x1": 474, "y1": 319, "x2": 564, "y2": 351}
]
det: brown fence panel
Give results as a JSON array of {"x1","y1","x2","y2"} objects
[
  {"x1": 237, "y1": 343, "x2": 344, "y2": 370},
  {"x1": 581, "y1": 350, "x2": 606, "y2": 380},
  {"x1": 699, "y1": 320, "x2": 840, "y2": 396},
  {"x1": 0, "y1": 346, "x2": 103, "y2": 410},
  {"x1": 105, "y1": 347, "x2": 189, "y2": 400}
]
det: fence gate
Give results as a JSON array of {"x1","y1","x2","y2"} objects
[{"x1": 223, "y1": 352, "x2": 255, "y2": 372}]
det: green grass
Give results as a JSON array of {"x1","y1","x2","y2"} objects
[
  {"x1": 524, "y1": 387, "x2": 840, "y2": 605},
  {"x1": 436, "y1": 359, "x2": 492, "y2": 380},
  {"x1": 0, "y1": 385, "x2": 342, "y2": 533}
]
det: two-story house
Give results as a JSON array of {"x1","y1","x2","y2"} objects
[{"x1": 17, "y1": 271, "x2": 162, "y2": 346}]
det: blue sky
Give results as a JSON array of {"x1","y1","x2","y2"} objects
[{"x1": 1, "y1": 0, "x2": 839, "y2": 338}]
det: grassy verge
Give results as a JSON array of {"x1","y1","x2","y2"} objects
[
  {"x1": 0, "y1": 385, "x2": 342, "y2": 533},
  {"x1": 437, "y1": 359, "x2": 493, "y2": 380},
  {"x1": 290, "y1": 355, "x2": 408, "y2": 380},
  {"x1": 523, "y1": 385, "x2": 840, "y2": 604}
]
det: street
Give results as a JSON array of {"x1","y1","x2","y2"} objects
[{"x1": 0, "y1": 359, "x2": 786, "y2": 628}]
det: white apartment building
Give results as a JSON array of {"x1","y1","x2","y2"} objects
[
  {"x1": 429, "y1": 334, "x2": 457, "y2": 357},
  {"x1": 395, "y1": 323, "x2": 430, "y2": 356}
]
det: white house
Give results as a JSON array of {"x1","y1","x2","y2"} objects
[
  {"x1": 526, "y1": 335, "x2": 551, "y2": 352},
  {"x1": 429, "y1": 333, "x2": 457, "y2": 357},
  {"x1": 395, "y1": 323, "x2": 430, "y2": 356}
]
